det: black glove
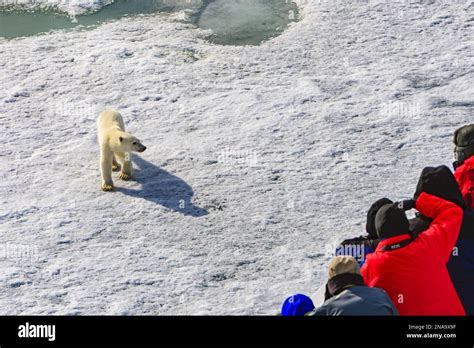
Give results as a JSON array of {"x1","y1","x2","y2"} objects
[{"x1": 395, "y1": 199, "x2": 415, "y2": 211}]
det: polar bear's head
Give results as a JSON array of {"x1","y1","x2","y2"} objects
[{"x1": 119, "y1": 134, "x2": 147, "y2": 153}]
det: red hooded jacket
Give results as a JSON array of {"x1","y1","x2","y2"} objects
[
  {"x1": 361, "y1": 192, "x2": 465, "y2": 316},
  {"x1": 454, "y1": 156, "x2": 474, "y2": 208}
]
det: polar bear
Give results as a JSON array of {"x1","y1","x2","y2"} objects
[{"x1": 97, "y1": 108, "x2": 146, "y2": 191}]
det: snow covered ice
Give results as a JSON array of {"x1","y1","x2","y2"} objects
[{"x1": 0, "y1": 0, "x2": 473, "y2": 315}]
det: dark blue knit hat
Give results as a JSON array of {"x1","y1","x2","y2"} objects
[{"x1": 281, "y1": 294, "x2": 315, "y2": 316}]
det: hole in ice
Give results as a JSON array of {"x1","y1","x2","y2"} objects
[{"x1": 195, "y1": 0, "x2": 299, "y2": 46}]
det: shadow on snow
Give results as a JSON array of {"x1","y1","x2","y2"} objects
[{"x1": 117, "y1": 155, "x2": 208, "y2": 217}]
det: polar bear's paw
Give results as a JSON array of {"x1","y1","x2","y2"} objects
[
  {"x1": 112, "y1": 158, "x2": 120, "y2": 172},
  {"x1": 118, "y1": 172, "x2": 131, "y2": 181},
  {"x1": 101, "y1": 183, "x2": 115, "y2": 191}
]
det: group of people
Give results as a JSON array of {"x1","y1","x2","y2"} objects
[{"x1": 281, "y1": 124, "x2": 474, "y2": 316}]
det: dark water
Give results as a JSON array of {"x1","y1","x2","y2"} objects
[
  {"x1": 0, "y1": 0, "x2": 298, "y2": 45},
  {"x1": 0, "y1": 0, "x2": 200, "y2": 39}
]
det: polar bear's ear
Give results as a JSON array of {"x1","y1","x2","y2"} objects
[{"x1": 119, "y1": 136, "x2": 124, "y2": 142}]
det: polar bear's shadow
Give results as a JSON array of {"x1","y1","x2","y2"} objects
[{"x1": 117, "y1": 156, "x2": 208, "y2": 217}]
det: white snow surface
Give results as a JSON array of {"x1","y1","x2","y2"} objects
[{"x1": 1, "y1": 0, "x2": 474, "y2": 315}]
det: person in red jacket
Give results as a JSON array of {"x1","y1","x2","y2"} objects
[
  {"x1": 361, "y1": 166, "x2": 465, "y2": 316},
  {"x1": 453, "y1": 124, "x2": 474, "y2": 208}
]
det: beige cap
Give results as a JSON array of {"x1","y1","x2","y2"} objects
[{"x1": 328, "y1": 256, "x2": 361, "y2": 279}]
